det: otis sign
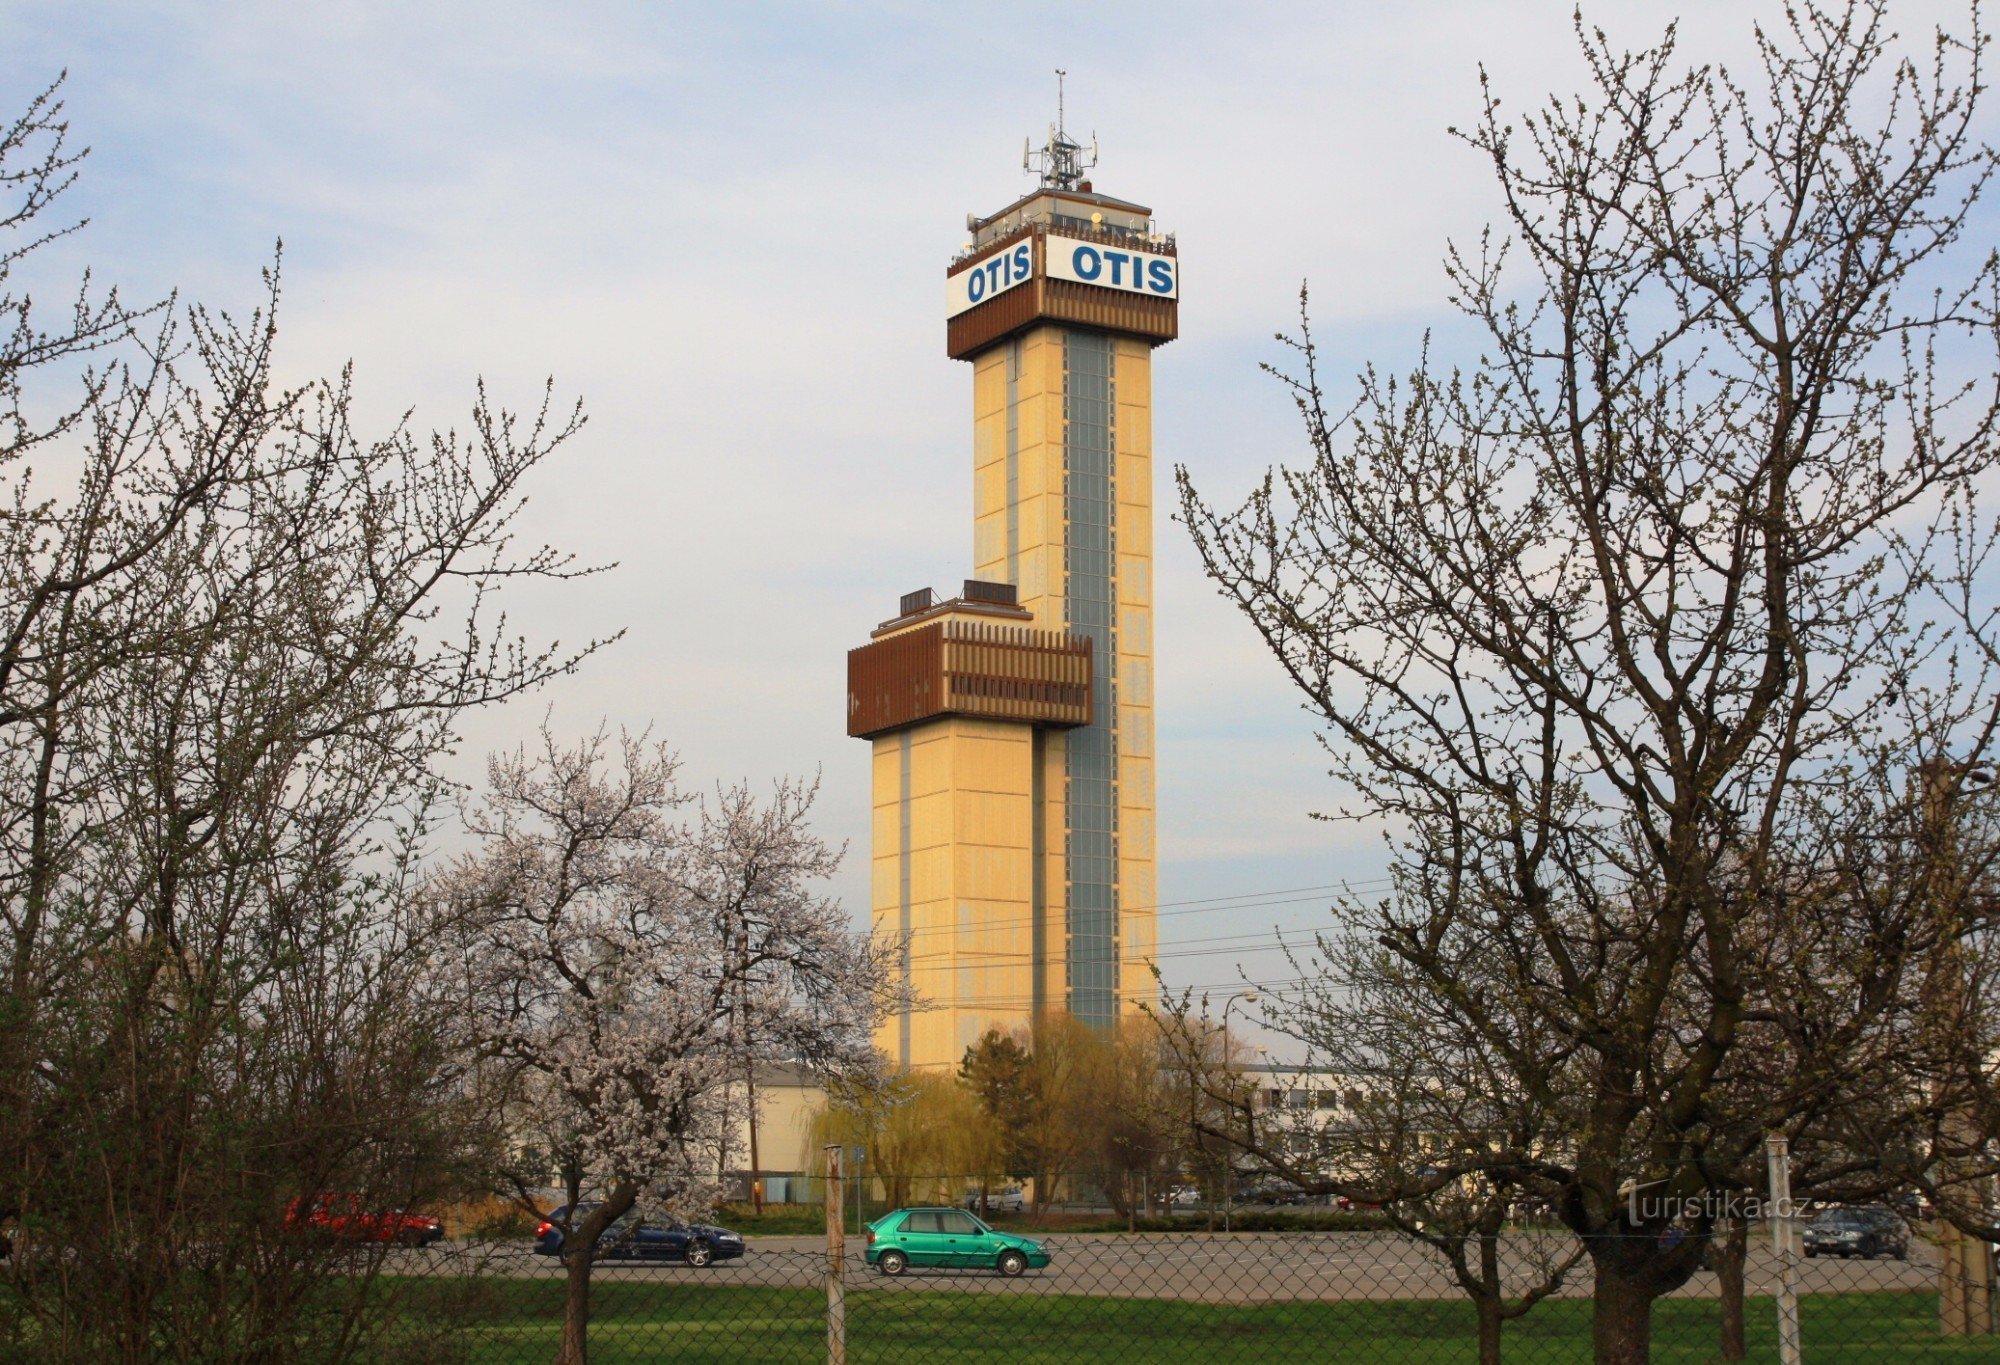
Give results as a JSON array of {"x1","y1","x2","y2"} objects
[
  {"x1": 946, "y1": 235, "x2": 1179, "y2": 319},
  {"x1": 1045, "y1": 238, "x2": 1177, "y2": 301},
  {"x1": 946, "y1": 242, "x2": 1033, "y2": 319}
]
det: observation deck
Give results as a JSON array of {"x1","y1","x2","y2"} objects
[{"x1": 847, "y1": 582, "x2": 1093, "y2": 739}]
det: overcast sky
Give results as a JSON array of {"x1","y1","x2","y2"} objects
[{"x1": 9, "y1": 0, "x2": 1990, "y2": 1047}]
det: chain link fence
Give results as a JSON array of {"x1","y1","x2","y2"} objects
[{"x1": 145, "y1": 1182, "x2": 2000, "y2": 1363}]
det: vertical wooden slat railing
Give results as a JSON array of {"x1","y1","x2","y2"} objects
[{"x1": 848, "y1": 618, "x2": 1092, "y2": 738}]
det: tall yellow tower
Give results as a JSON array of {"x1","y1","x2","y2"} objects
[{"x1": 847, "y1": 107, "x2": 1176, "y2": 1070}]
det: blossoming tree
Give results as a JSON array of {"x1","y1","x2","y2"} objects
[{"x1": 446, "y1": 727, "x2": 899, "y2": 1365}]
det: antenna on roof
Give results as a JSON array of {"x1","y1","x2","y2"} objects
[{"x1": 1025, "y1": 68, "x2": 1097, "y2": 190}]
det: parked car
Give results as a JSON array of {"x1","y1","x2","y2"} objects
[
  {"x1": 1802, "y1": 1205, "x2": 1908, "y2": 1260},
  {"x1": 533, "y1": 1203, "x2": 745, "y2": 1265},
  {"x1": 865, "y1": 1207, "x2": 1050, "y2": 1278},
  {"x1": 963, "y1": 1186, "x2": 1026, "y2": 1213},
  {"x1": 1168, "y1": 1184, "x2": 1201, "y2": 1208},
  {"x1": 287, "y1": 1195, "x2": 444, "y2": 1247},
  {"x1": 1236, "y1": 1181, "x2": 1311, "y2": 1207},
  {"x1": 1655, "y1": 1225, "x2": 1721, "y2": 1272}
]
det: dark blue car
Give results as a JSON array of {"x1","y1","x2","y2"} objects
[{"x1": 534, "y1": 1203, "x2": 746, "y2": 1265}]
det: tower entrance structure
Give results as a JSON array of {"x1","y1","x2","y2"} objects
[{"x1": 846, "y1": 99, "x2": 1176, "y2": 1070}]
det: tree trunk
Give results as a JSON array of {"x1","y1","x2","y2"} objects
[
  {"x1": 1592, "y1": 1265, "x2": 1655, "y2": 1365},
  {"x1": 1475, "y1": 1295, "x2": 1504, "y2": 1365},
  {"x1": 1717, "y1": 1217, "x2": 1749, "y2": 1361},
  {"x1": 558, "y1": 1248, "x2": 594, "y2": 1365},
  {"x1": 1477, "y1": 1228, "x2": 1505, "y2": 1365},
  {"x1": 555, "y1": 1180, "x2": 635, "y2": 1365}
]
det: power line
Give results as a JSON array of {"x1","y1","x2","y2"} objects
[
  {"x1": 914, "y1": 975, "x2": 1333, "y2": 1012},
  {"x1": 902, "y1": 926, "x2": 1328, "y2": 975},
  {"x1": 882, "y1": 877, "x2": 1397, "y2": 946}
]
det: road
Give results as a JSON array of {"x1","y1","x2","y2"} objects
[{"x1": 413, "y1": 1229, "x2": 1942, "y2": 1305}]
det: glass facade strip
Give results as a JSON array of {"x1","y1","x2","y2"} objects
[
  {"x1": 898, "y1": 730, "x2": 913, "y2": 1068},
  {"x1": 1062, "y1": 330, "x2": 1119, "y2": 1030},
  {"x1": 1006, "y1": 337, "x2": 1021, "y2": 584}
]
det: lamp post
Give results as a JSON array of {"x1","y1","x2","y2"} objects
[{"x1": 1219, "y1": 990, "x2": 1260, "y2": 1232}]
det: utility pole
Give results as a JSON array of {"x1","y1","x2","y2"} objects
[{"x1": 745, "y1": 1049, "x2": 763, "y2": 1216}]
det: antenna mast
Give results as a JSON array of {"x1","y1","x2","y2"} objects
[{"x1": 1025, "y1": 68, "x2": 1097, "y2": 190}]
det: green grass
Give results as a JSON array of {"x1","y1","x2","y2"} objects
[{"x1": 423, "y1": 1280, "x2": 2000, "y2": 1364}]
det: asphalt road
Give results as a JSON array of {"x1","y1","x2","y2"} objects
[{"x1": 413, "y1": 1229, "x2": 1942, "y2": 1305}]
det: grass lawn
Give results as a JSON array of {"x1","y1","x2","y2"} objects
[{"x1": 432, "y1": 1280, "x2": 2000, "y2": 1363}]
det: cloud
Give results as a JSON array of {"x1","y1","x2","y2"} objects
[{"x1": 9, "y1": 0, "x2": 1994, "y2": 971}]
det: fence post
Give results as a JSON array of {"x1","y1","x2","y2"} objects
[
  {"x1": 824, "y1": 1144, "x2": 846, "y2": 1365},
  {"x1": 1940, "y1": 1224, "x2": 1996, "y2": 1335},
  {"x1": 1766, "y1": 1136, "x2": 1801, "y2": 1365},
  {"x1": 852, "y1": 1145, "x2": 866, "y2": 1238}
]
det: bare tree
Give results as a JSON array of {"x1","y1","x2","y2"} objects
[
  {"x1": 1176, "y1": 4, "x2": 2000, "y2": 1359},
  {"x1": 1074, "y1": 1016, "x2": 1185, "y2": 1227},
  {"x1": 0, "y1": 76, "x2": 604, "y2": 1361},
  {"x1": 1157, "y1": 969, "x2": 1586, "y2": 1365},
  {"x1": 445, "y1": 728, "x2": 899, "y2": 1365}
]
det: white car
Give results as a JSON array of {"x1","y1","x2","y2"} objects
[
  {"x1": 1169, "y1": 1185, "x2": 1201, "y2": 1207},
  {"x1": 964, "y1": 1186, "x2": 1025, "y2": 1213}
]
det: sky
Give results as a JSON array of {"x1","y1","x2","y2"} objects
[{"x1": 7, "y1": 0, "x2": 1991, "y2": 1053}]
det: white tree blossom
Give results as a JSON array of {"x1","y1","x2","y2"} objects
[{"x1": 444, "y1": 726, "x2": 900, "y2": 1364}]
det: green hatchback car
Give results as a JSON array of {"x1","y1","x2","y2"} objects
[{"x1": 865, "y1": 1207, "x2": 1051, "y2": 1277}]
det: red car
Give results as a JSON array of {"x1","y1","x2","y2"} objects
[{"x1": 288, "y1": 1195, "x2": 444, "y2": 1246}]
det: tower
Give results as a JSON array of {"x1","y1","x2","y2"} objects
[{"x1": 846, "y1": 90, "x2": 1176, "y2": 1070}]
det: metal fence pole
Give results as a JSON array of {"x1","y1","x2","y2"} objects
[
  {"x1": 824, "y1": 1143, "x2": 846, "y2": 1365},
  {"x1": 1766, "y1": 1135, "x2": 1801, "y2": 1365},
  {"x1": 852, "y1": 1145, "x2": 865, "y2": 1238}
]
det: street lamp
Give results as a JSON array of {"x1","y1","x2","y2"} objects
[
  {"x1": 1221, "y1": 989, "x2": 1260, "y2": 1046},
  {"x1": 1218, "y1": 990, "x2": 1260, "y2": 1231}
]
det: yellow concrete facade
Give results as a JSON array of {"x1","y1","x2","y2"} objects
[
  {"x1": 871, "y1": 716, "x2": 1040, "y2": 1068},
  {"x1": 870, "y1": 321, "x2": 1160, "y2": 1070}
]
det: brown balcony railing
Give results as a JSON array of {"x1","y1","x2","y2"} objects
[{"x1": 848, "y1": 619, "x2": 1092, "y2": 739}]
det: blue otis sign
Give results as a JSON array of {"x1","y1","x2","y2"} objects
[
  {"x1": 946, "y1": 241, "x2": 1033, "y2": 319},
  {"x1": 1046, "y1": 238, "x2": 1177, "y2": 300},
  {"x1": 945, "y1": 234, "x2": 1181, "y2": 319}
]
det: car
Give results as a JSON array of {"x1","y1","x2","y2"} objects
[
  {"x1": 963, "y1": 1186, "x2": 1026, "y2": 1214},
  {"x1": 533, "y1": 1203, "x2": 745, "y2": 1265},
  {"x1": 1655, "y1": 1225, "x2": 1721, "y2": 1271},
  {"x1": 865, "y1": 1207, "x2": 1050, "y2": 1277},
  {"x1": 1168, "y1": 1184, "x2": 1201, "y2": 1208},
  {"x1": 1802, "y1": 1205, "x2": 1908, "y2": 1260},
  {"x1": 1236, "y1": 1181, "x2": 1310, "y2": 1206},
  {"x1": 288, "y1": 1195, "x2": 444, "y2": 1247}
]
